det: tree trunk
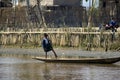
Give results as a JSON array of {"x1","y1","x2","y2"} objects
[
  {"x1": 36, "y1": 0, "x2": 47, "y2": 28},
  {"x1": 87, "y1": 0, "x2": 94, "y2": 27}
]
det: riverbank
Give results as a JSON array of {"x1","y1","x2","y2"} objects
[
  {"x1": 0, "y1": 47, "x2": 120, "y2": 59},
  {"x1": 0, "y1": 27, "x2": 120, "y2": 51}
]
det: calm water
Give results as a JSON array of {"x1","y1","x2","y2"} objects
[{"x1": 0, "y1": 56, "x2": 120, "y2": 80}]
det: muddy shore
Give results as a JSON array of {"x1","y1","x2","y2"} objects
[{"x1": 0, "y1": 47, "x2": 120, "y2": 58}]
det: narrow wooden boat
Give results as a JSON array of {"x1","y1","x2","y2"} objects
[{"x1": 33, "y1": 57, "x2": 120, "y2": 64}]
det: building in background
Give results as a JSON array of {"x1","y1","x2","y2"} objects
[
  {"x1": 40, "y1": 0, "x2": 85, "y2": 27},
  {"x1": 0, "y1": 0, "x2": 12, "y2": 7},
  {"x1": 17, "y1": 0, "x2": 36, "y2": 7},
  {"x1": 99, "y1": 0, "x2": 120, "y2": 23},
  {"x1": 0, "y1": 0, "x2": 120, "y2": 27},
  {"x1": 0, "y1": 0, "x2": 88, "y2": 28}
]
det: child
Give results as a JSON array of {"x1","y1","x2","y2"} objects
[{"x1": 42, "y1": 33, "x2": 58, "y2": 58}]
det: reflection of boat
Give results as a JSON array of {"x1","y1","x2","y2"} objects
[{"x1": 33, "y1": 57, "x2": 120, "y2": 64}]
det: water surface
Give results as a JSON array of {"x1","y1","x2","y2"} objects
[{"x1": 0, "y1": 56, "x2": 120, "y2": 80}]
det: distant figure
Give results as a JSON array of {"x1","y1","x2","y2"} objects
[
  {"x1": 109, "y1": 18, "x2": 116, "y2": 27},
  {"x1": 104, "y1": 18, "x2": 119, "y2": 32},
  {"x1": 98, "y1": 24, "x2": 102, "y2": 31},
  {"x1": 104, "y1": 22, "x2": 111, "y2": 30},
  {"x1": 109, "y1": 18, "x2": 117, "y2": 32},
  {"x1": 42, "y1": 33, "x2": 58, "y2": 58}
]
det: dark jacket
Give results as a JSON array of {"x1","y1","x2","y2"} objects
[{"x1": 42, "y1": 38, "x2": 53, "y2": 52}]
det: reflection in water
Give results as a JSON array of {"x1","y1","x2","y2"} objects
[
  {"x1": 0, "y1": 56, "x2": 120, "y2": 80},
  {"x1": 43, "y1": 63, "x2": 52, "y2": 80}
]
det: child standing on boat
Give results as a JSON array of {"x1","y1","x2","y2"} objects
[{"x1": 42, "y1": 33, "x2": 58, "y2": 58}]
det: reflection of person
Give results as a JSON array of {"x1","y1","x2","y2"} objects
[
  {"x1": 42, "y1": 33, "x2": 58, "y2": 58},
  {"x1": 43, "y1": 63, "x2": 51, "y2": 80}
]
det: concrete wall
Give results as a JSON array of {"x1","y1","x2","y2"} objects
[
  {"x1": 41, "y1": 0, "x2": 53, "y2": 6},
  {"x1": 18, "y1": 0, "x2": 81, "y2": 6},
  {"x1": 53, "y1": 0, "x2": 81, "y2": 6},
  {"x1": 43, "y1": 6, "x2": 83, "y2": 27},
  {"x1": 17, "y1": 0, "x2": 36, "y2": 7}
]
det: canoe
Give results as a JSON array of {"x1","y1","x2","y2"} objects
[{"x1": 33, "y1": 57, "x2": 120, "y2": 64}]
